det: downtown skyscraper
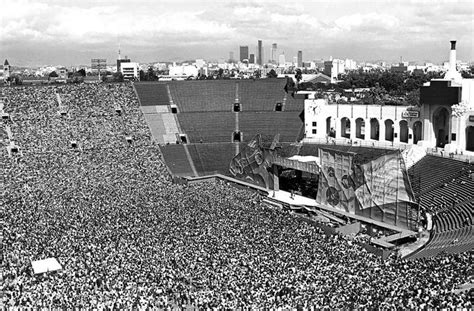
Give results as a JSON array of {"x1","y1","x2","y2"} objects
[
  {"x1": 239, "y1": 46, "x2": 249, "y2": 62},
  {"x1": 257, "y1": 40, "x2": 263, "y2": 65}
]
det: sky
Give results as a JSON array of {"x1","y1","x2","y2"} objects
[{"x1": 0, "y1": 0, "x2": 473, "y2": 67}]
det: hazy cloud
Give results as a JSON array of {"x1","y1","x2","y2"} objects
[{"x1": 0, "y1": 0, "x2": 472, "y2": 66}]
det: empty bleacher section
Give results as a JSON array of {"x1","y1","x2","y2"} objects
[
  {"x1": 239, "y1": 79, "x2": 289, "y2": 111},
  {"x1": 239, "y1": 112, "x2": 302, "y2": 142},
  {"x1": 421, "y1": 173, "x2": 474, "y2": 211},
  {"x1": 188, "y1": 143, "x2": 238, "y2": 176},
  {"x1": 158, "y1": 144, "x2": 195, "y2": 177},
  {"x1": 409, "y1": 226, "x2": 473, "y2": 259},
  {"x1": 409, "y1": 155, "x2": 473, "y2": 195},
  {"x1": 406, "y1": 157, "x2": 474, "y2": 259},
  {"x1": 159, "y1": 143, "x2": 238, "y2": 177},
  {"x1": 168, "y1": 80, "x2": 235, "y2": 112},
  {"x1": 166, "y1": 79, "x2": 304, "y2": 112},
  {"x1": 284, "y1": 92, "x2": 306, "y2": 111},
  {"x1": 134, "y1": 83, "x2": 169, "y2": 106},
  {"x1": 177, "y1": 112, "x2": 235, "y2": 143}
]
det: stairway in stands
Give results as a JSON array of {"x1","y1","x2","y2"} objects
[
  {"x1": 134, "y1": 83, "x2": 180, "y2": 144},
  {"x1": 141, "y1": 106, "x2": 179, "y2": 144}
]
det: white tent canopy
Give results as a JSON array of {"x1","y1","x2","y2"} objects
[
  {"x1": 287, "y1": 155, "x2": 320, "y2": 164},
  {"x1": 31, "y1": 258, "x2": 62, "y2": 274}
]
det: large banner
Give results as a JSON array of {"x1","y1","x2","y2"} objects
[
  {"x1": 229, "y1": 134, "x2": 275, "y2": 188},
  {"x1": 316, "y1": 148, "x2": 418, "y2": 230},
  {"x1": 355, "y1": 153, "x2": 414, "y2": 209},
  {"x1": 316, "y1": 149, "x2": 356, "y2": 213}
]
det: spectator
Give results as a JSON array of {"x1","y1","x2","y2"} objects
[{"x1": 1, "y1": 83, "x2": 472, "y2": 309}]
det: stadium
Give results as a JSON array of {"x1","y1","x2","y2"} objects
[{"x1": 1, "y1": 47, "x2": 473, "y2": 308}]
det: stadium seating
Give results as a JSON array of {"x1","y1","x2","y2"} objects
[
  {"x1": 158, "y1": 144, "x2": 195, "y2": 176},
  {"x1": 283, "y1": 91, "x2": 306, "y2": 112},
  {"x1": 409, "y1": 226, "x2": 474, "y2": 259},
  {"x1": 169, "y1": 80, "x2": 236, "y2": 112},
  {"x1": 188, "y1": 143, "x2": 238, "y2": 175},
  {"x1": 160, "y1": 143, "x2": 239, "y2": 177},
  {"x1": 177, "y1": 112, "x2": 236, "y2": 143},
  {"x1": 239, "y1": 111, "x2": 302, "y2": 143},
  {"x1": 421, "y1": 173, "x2": 474, "y2": 212},
  {"x1": 409, "y1": 155, "x2": 473, "y2": 195},
  {"x1": 239, "y1": 79, "x2": 288, "y2": 111},
  {"x1": 134, "y1": 83, "x2": 169, "y2": 106}
]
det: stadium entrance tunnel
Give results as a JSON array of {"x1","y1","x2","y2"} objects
[
  {"x1": 179, "y1": 134, "x2": 188, "y2": 144},
  {"x1": 433, "y1": 107, "x2": 450, "y2": 148},
  {"x1": 233, "y1": 102, "x2": 241, "y2": 112},
  {"x1": 232, "y1": 131, "x2": 242, "y2": 142},
  {"x1": 467, "y1": 126, "x2": 474, "y2": 151}
]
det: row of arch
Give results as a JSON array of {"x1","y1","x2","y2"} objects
[
  {"x1": 327, "y1": 117, "x2": 423, "y2": 144},
  {"x1": 323, "y1": 107, "x2": 474, "y2": 151}
]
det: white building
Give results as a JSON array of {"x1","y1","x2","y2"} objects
[
  {"x1": 278, "y1": 54, "x2": 286, "y2": 67},
  {"x1": 303, "y1": 41, "x2": 474, "y2": 155},
  {"x1": 120, "y1": 62, "x2": 139, "y2": 80},
  {"x1": 324, "y1": 58, "x2": 345, "y2": 83},
  {"x1": 344, "y1": 59, "x2": 357, "y2": 71}
]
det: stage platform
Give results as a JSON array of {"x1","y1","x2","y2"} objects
[{"x1": 268, "y1": 190, "x2": 417, "y2": 236}]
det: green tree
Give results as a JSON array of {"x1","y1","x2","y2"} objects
[
  {"x1": 295, "y1": 68, "x2": 303, "y2": 83},
  {"x1": 406, "y1": 89, "x2": 420, "y2": 107},
  {"x1": 267, "y1": 69, "x2": 278, "y2": 78},
  {"x1": 49, "y1": 71, "x2": 58, "y2": 78},
  {"x1": 217, "y1": 68, "x2": 224, "y2": 79},
  {"x1": 112, "y1": 72, "x2": 124, "y2": 82}
]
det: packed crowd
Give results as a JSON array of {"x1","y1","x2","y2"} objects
[{"x1": 1, "y1": 83, "x2": 472, "y2": 309}]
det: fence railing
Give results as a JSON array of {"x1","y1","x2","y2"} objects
[
  {"x1": 302, "y1": 137, "x2": 408, "y2": 150},
  {"x1": 425, "y1": 148, "x2": 473, "y2": 163},
  {"x1": 303, "y1": 137, "x2": 474, "y2": 163}
]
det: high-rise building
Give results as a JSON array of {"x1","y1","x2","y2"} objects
[
  {"x1": 239, "y1": 46, "x2": 249, "y2": 62},
  {"x1": 257, "y1": 40, "x2": 263, "y2": 65},
  {"x1": 249, "y1": 54, "x2": 255, "y2": 64},
  {"x1": 116, "y1": 49, "x2": 130, "y2": 72},
  {"x1": 120, "y1": 62, "x2": 140, "y2": 80},
  {"x1": 278, "y1": 53, "x2": 285, "y2": 66},
  {"x1": 271, "y1": 43, "x2": 277, "y2": 63},
  {"x1": 297, "y1": 51, "x2": 303, "y2": 68},
  {"x1": 229, "y1": 51, "x2": 234, "y2": 62}
]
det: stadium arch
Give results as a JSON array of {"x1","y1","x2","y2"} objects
[
  {"x1": 413, "y1": 121, "x2": 423, "y2": 144},
  {"x1": 385, "y1": 119, "x2": 394, "y2": 141},
  {"x1": 355, "y1": 118, "x2": 365, "y2": 139},
  {"x1": 340, "y1": 117, "x2": 350, "y2": 138},
  {"x1": 399, "y1": 120, "x2": 409, "y2": 143},
  {"x1": 433, "y1": 106, "x2": 451, "y2": 148},
  {"x1": 370, "y1": 118, "x2": 380, "y2": 140}
]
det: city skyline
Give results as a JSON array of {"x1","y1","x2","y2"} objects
[{"x1": 1, "y1": 0, "x2": 473, "y2": 67}]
